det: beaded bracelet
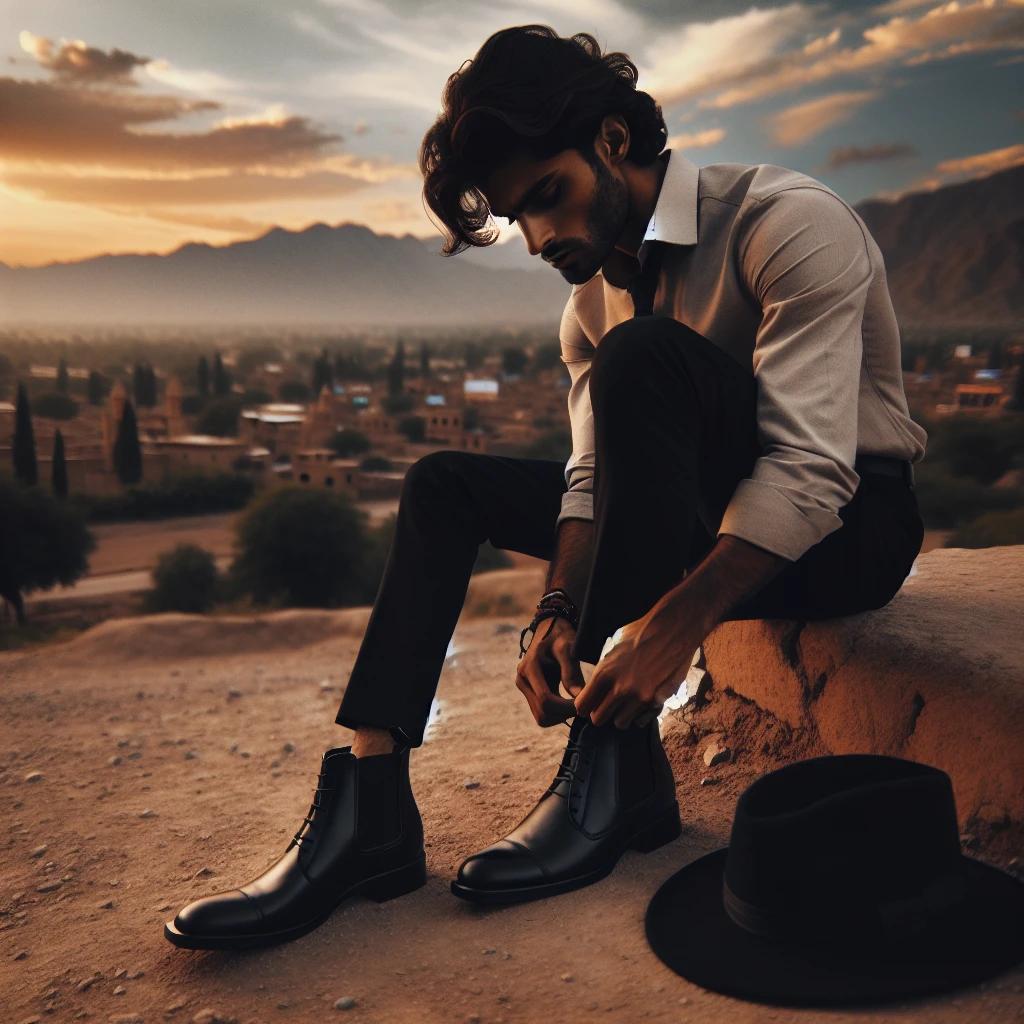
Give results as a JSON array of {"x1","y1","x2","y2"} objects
[{"x1": 519, "y1": 589, "x2": 581, "y2": 657}]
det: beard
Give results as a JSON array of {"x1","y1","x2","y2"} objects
[{"x1": 553, "y1": 157, "x2": 629, "y2": 286}]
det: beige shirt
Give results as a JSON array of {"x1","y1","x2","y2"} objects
[{"x1": 557, "y1": 148, "x2": 928, "y2": 562}]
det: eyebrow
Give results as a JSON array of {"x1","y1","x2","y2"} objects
[{"x1": 495, "y1": 171, "x2": 557, "y2": 219}]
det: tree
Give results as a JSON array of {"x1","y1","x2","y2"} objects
[
  {"x1": 51, "y1": 429, "x2": 68, "y2": 499},
  {"x1": 197, "y1": 356, "x2": 210, "y2": 398},
  {"x1": 145, "y1": 365, "x2": 157, "y2": 406},
  {"x1": 13, "y1": 383, "x2": 37, "y2": 486},
  {"x1": 360, "y1": 455, "x2": 392, "y2": 471},
  {"x1": 388, "y1": 340, "x2": 405, "y2": 396},
  {"x1": 420, "y1": 342, "x2": 431, "y2": 378},
  {"x1": 213, "y1": 351, "x2": 231, "y2": 396},
  {"x1": 195, "y1": 396, "x2": 241, "y2": 437},
  {"x1": 113, "y1": 398, "x2": 143, "y2": 485},
  {"x1": 145, "y1": 543, "x2": 219, "y2": 613},
  {"x1": 33, "y1": 393, "x2": 78, "y2": 420},
  {"x1": 987, "y1": 341, "x2": 1004, "y2": 371},
  {"x1": 133, "y1": 363, "x2": 145, "y2": 405},
  {"x1": 0, "y1": 478, "x2": 95, "y2": 625},
  {"x1": 531, "y1": 342, "x2": 562, "y2": 373},
  {"x1": 327, "y1": 428, "x2": 370, "y2": 458},
  {"x1": 465, "y1": 342, "x2": 484, "y2": 370},
  {"x1": 87, "y1": 370, "x2": 106, "y2": 406},
  {"x1": 279, "y1": 380, "x2": 312, "y2": 403},
  {"x1": 312, "y1": 347, "x2": 334, "y2": 396},
  {"x1": 502, "y1": 346, "x2": 529, "y2": 376},
  {"x1": 382, "y1": 392, "x2": 415, "y2": 415},
  {"x1": 228, "y1": 485, "x2": 369, "y2": 607},
  {"x1": 56, "y1": 357, "x2": 70, "y2": 395},
  {"x1": 398, "y1": 415, "x2": 426, "y2": 443}
]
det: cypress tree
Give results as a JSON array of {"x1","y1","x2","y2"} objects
[
  {"x1": 145, "y1": 365, "x2": 157, "y2": 406},
  {"x1": 312, "y1": 348, "x2": 334, "y2": 396},
  {"x1": 197, "y1": 356, "x2": 210, "y2": 398},
  {"x1": 52, "y1": 429, "x2": 68, "y2": 498},
  {"x1": 87, "y1": 370, "x2": 105, "y2": 405},
  {"x1": 13, "y1": 382, "x2": 37, "y2": 485},
  {"x1": 420, "y1": 341, "x2": 431, "y2": 378},
  {"x1": 213, "y1": 352, "x2": 231, "y2": 396},
  {"x1": 56, "y1": 357, "x2": 70, "y2": 395},
  {"x1": 113, "y1": 398, "x2": 143, "y2": 485},
  {"x1": 133, "y1": 363, "x2": 145, "y2": 405},
  {"x1": 388, "y1": 340, "x2": 405, "y2": 396}
]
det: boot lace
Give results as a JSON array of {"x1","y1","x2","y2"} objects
[
  {"x1": 550, "y1": 723, "x2": 588, "y2": 811},
  {"x1": 292, "y1": 770, "x2": 334, "y2": 848}
]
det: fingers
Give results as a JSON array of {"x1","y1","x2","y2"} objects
[
  {"x1": 613, "y1": 697, "x2": 648, "y2": 730},
  {"x1": 553, "y1": 639, "x2": 586, "y2": 698},
  {"x1": 517, "y1": 648, "x2": 575, "y2": 728},
  {"x1": 574, "y1": 663, "x2": 614, "y2": 720}
]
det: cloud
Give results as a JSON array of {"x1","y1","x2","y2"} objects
[
  {"x1": 644, "y1": 0, "x2": 1024, "y2": 111},
  {"x1": 666, "y1": 128, "x2": 727, "y2": 149},
  {"x1": 19, "y1": 30, "x2": 149, "y2": 85},
  {"x1": 826, "y1": 141, "x2": 917, "y2": 169},
  {"x1": 769, "y1": 90, "x2": 880, "y2": 146},
  {"x1": 353, "y1": 120, "x2": 371, "y2": 135},
  {"x1": 934, "y1": 142, "x2": 1024, "y2": 177}
]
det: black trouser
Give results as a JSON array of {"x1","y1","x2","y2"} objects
[{"x1": 337, "y1": 317, "x2": 924, "y2": 747}]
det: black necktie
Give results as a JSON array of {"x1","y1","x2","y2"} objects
[{"x1": 627, "y1": 239, "x2": 666, "y2": 318}]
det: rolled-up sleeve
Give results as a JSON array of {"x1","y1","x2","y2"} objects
[
  {"x1": 717, "y1": 185, "x2": 869, "y2": 561},
  {"x1": 556, "y1": 293, "x2": 597, "y2": 527}
]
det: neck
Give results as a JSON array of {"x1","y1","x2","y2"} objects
[{"x1": 601, "y1": 150, "x2": 670, "y2": 287}]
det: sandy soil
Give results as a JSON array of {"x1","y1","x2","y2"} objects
[{"x1": 0, "y1": 604, "x2": 1021, "y2": 1024}]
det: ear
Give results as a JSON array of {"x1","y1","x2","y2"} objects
[{"x1": 595, "y1": 114, "x2": 631, "y2": 167}]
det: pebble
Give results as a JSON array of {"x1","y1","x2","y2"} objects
[
  {"x1": 157, "y1": 904, "x2": 172, "y2": 912},
  {"x1": 334, "y1": 997, "x2": 357, "y2": 1011},
  {"x1": 227, "y1": 689, "x2": 243, "y2": 700},
  {"x1": 30, "y1": 844, "x2": 48, "y2": 858},
  {"x1": 109, "y1": 757, "x2": 122, "y2": 766},
  {"x1": 115, "y1": 968, "x2": 127, "y2": 978},
  {"x1": 99, "y1": 899, "x2": 115, "y2": 910},
  {"x1": 112, "y1": 985, "x2": 126, "y2": 995},
  {"x1": 282, "y1": 742, "x2": 296, "y2": 755},
  {"x1": 482, "y1": 948, "x2": 496, "y2": 955},
  {"x1": 37, "y1": 880, "x2": 61, "y2": 893},
  {"x1": 464, "y1": 780, "x2": 480, "y2": 790},
  {"x1": 700, "y1": 777, "x2": 720, "y2": 787},
  {"x1": 139, "y1": 809, "x2": 159, "y2": 819},
  {"x1": 192, "y1": 1011, "x2": 237, "y2": 1024},
  {"x1": 109, "y1": 1016, "x2": 144, "y2": 1024},
  {"x1": 194, "y1": 867, "x2": 215, "y2": 878},
  {"x1": 77, "y1": 976, "x2": 99, "y2": 991},
  {"x1": 25, "y1": 772, "x2": 42, "y2": 783},
  {"x1": 703, "y1": 738, "x2": 731, "y2": 767},
  {"x1": 13, "y1": 950, "x2": 28, "y2": 960},
  {"x1": 320, "y1": 680, "x2": 336, "y2": 691},
  {"x1": 185, "y1": 751, "x2": 198, "y2": 761},
  {"x1": 679, "y1": 997, "x2": 691, "y2": 1005},
  {"x1": 561, "y1": 973, "x2": 574, "y2": 982}
]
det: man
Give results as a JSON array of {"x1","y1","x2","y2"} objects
[{"x1": 164, "y1": 25, "x2": 927, "y2": 949}]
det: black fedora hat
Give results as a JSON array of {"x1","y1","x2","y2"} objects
[{"x1": 645, "y1": 754, "x2": 1024, "y2": 1008}]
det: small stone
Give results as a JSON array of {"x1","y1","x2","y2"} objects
[
  {"x1": 333, "y1": 997, "x2": 357, "y2": 1011},
  {"x1": 515, "y1": 745, "x2": 529, "y2": 753},
  {"x1": 113, "y1": 985, "x2": 126, "y2": 995},
  {"x1": 25, "y1": 772, "x2": 42, "y2": 783},
  {"x1": 229, "y1": 743, "x2": 239, "y2": 754},
  {"x1": 157, "y1": 904, "x2": 172, "y2": 912},
  {"x1": 193, "y1": 867, "x2": 215, "y2": 878},
  {"x1": 19, "y1": 1017, "x2": 41, "y2": 1024},
  {"x1": 109, "y1": 1017, "x2": 145, "y2": 1024},
  {"x1": 37, "y1": 880, "x2": 61, "y2": 893},
  {"x1": 319, "y1": 680, "x2": 335, "y2": 691},
  {"x1": 192, "y1": 1013, "x2": 237, "y2": 1024},
  {"x1": 126, "y1": 752, "x2": 142, "y2": 760},
  {"x1": 139, "y1": 809, "x2": 159, "y2": 819},
  {"x1": 239, "y1": 751, "x2": 250, "y2": 759},
  {"x1": 30, "y1": 844, "x2": 48, "y2": 858},
  {"x1": 126, "y1": 970, "x2": 144, "y2": 980},
  {"x1": 115, "y1": 968, "x2": 127, "y2": 978},
  {"x1": 482, "y1": 948, "x2": 496, "y2": 955},
  {"x1": 561, "y1": 973, "x2": 574, "y2": 982},
  {"x1": 679, "y1": 997, "x2": 691, "y2": 1005},
  {"x1": 282, "y1": 742, "x2": 296, "y2": 755},
  {"x1": 108, "y1": 757, "x2": 122, "y2": 766},
  {"x1": 98, "y1": 900, "x2": 115, "y2": 910},
  {"x1": 184, "y1": 751, "x2": 198, "y2": 761},
  {"x1": 165, "y1": 1000, "x2": 188, "y2": 1014},
  {"x1": 464, "y1": 780, "x2": 480, "y2": 790},
  {"x1": 703, "y1": 738, "x2": 731, "y2": 767},
  {"x1": 700, "y1": 776, "x2": 719, "y2": 786},
  {"x1": 227, "y1": 689, "x2": 243, "y2": 700},
  {"x1": 13, "y1": 950, "x2": 28, "y2": 960},
  {"x1": 77, "y1": 976, "x2": 98, "y2": 991}
]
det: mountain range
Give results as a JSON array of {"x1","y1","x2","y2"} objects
[{"x1": 0, "y1": 163, "x2": 1020, "y2": 328}]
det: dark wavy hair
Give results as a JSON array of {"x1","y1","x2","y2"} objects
[{"x1": 419, "y1": 25, "x2": 667, "y2": 256}]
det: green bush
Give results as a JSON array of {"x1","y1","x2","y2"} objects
[
  {"x1": 181, "y1": 394, "x2": 205, "y2": 415},
  {"x1": 925, "y1": 416, "x2": 1024, "y2": 485},
  {"x1": 68, "y1": 472, "x2": 255, "y2": 522},
  {"x1": 398, "y1": 415, "x2": 426, "y2": 443},
  {"x1": 328, "y1": 428, "x2": 371, "y2": 458},
  {"x1": 33, "y1": 392, "x2": 78, "y2": 420},
  {"x1": 143, "y1": 543, "x2": 219, "y2": 613},
  {"x1": 279, "y1": 380, "x2": 311, "y2": 403},
  {"x1": 913, "y1": 462, "x2": 1023, "y2": 529},
  {"x1": 195, "y1": 396, "x2": 242, "y2": 437},
  {"x1": 383, "y1": 392, "x2": 415, "y2": 415},
  {"x1": 946, "y1": 508, "x2": 1024, "y2": 549},
  {"x1": 360, "y1": 455, "x2": 393, "y2": 471},
  {"x1": 242, "y1": 389, "x2": 273, "y2": 406}
]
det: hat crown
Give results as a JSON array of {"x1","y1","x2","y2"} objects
[{"x1": 723, "y1": 755, "x2": 966, "y2": 946}]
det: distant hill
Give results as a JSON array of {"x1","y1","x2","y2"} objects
[
  {"x1": 854, "y1": 163, "x2": 1024, "y2": 328},
  {"x1": 0, "y1": 223, "x2": 567, "y2": 328},
  {"x1": 0, "y1": 164, "x2": 1020, "y2": 328}
]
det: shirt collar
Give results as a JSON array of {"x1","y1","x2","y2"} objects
[{"x1": 641, "y1": 149, "x2": 699, "y2": 247}]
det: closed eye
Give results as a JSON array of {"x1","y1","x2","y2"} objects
[{"x1": 504, "y1": 185, "x2": 560, "y2": 227}]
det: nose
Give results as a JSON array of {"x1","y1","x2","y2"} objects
[{"x1": 519, "y1": 220, "x2": 553, "y2": 259}]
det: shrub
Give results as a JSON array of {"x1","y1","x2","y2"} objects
[
  {"x1": 181, "y1": 394, "x2": 205, "y2": 415},
  {"x1": 398, "y1": 415, "x2": 426, "y2": 443},
  {"x1": 383, "y1": 392, "x2": 415, "y2": 415},
  {"x1": 68, "y1": 472, "x2": 255, "y2": 522},
  {"x1": 524, "y1": 429, "x2": 573, "y2": 461},
  {"x1": 228, "y1": 485, "x2": 368, "y2": 607},
  {"x1": 912, "y1": 462, "x2": 1023, "y2": 529},
  {"x1": 242, "y1": 389, "x2": 273, "y2": 406},
  {"x1": 328, "y1": 429, "x2": 371, "y2": 458},
  {"x1": 144, "y1": 543, "x2": 219, "y2": 613},
  {"x1": 360, "y1": 455, "x2": 393, "y2": 471},
  {"x1": 33, "y1": 392, "x2": 78, "y2": 420},
  {"x1": 195, "y1": 396, "x2": 242, "y2": 437},
  {"x1": 279, "y1": 380, "x2": 311, "y2": 403},
  {"x1": 925, "y1": 417, "x2": 1024, "y2": 485},
  {"x1": 946, "y1": 508, "x2": 1024, "y2": 549}
]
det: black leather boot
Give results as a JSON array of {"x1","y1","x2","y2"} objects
[
  {"x1": 451, "y1": 716, "x2": 680, "y2": 904},
  {"x1": 164, "y1": 745, "x2": 425, "y2": 949}
]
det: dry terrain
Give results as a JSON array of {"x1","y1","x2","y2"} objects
[{"x1": 0, "y1": 588, "x2": 1021, "y2": 1024}]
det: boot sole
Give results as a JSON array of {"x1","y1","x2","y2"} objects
[
  {"x1": 163, "y1": 854, "x2": 427, "y2": 950},
  {"x1": 449, "y1": 803, "x2": 682, "y2": 906}
]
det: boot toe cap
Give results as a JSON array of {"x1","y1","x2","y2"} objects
[
  {"x1": 174, "y1": 889, "x2": 261, "y2": 938},
  {"x1": 457, "y1": 840, "x2": 547, "y2": 892}
]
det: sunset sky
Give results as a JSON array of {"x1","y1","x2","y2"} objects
[{"x1": 1, "y1": 0, "x2": 1022, "y2": 267}]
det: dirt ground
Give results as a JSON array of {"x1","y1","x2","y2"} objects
[{"x1": 0, "y1": 604, "x2": 1021, "y2": 1024}]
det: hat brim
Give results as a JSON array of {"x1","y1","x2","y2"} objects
[{"x1": 645, "y1": 847, "x2": 1024, "y2": 1008}]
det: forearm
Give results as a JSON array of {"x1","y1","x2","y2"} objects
[
  {"x1": 648, "y1": 534, "x2": 789, "y2": 638},
  {"x1": 544, "y1": 517, "x2": 594, "y2": 611}
]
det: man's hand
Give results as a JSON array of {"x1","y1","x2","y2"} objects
[
  {"x1": 574, "y1": 606, "x2": 701, "y2": 729},
  {"x1": 516, "y1": 614, "x2": 586, "y2": 727}
]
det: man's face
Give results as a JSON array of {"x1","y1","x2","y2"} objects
[{"x1": 480, "y1": 144, "x2": 630, "y2": 286}]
